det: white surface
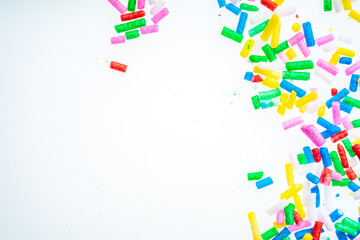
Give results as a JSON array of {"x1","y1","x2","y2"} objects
[{"x1": 1, "y1": 0, "x2": 360, "y2": 239}]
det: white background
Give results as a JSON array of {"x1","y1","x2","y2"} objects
[{"x1": 1, "y1": 0, "x2": 360, "y2": 239}]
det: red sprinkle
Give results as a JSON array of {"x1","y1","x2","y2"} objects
[
  {"x1": 345, "y1": 167, "x2": 358, "y2": 181},
  {"x1": 312, "y1": 148, "x2": 322, "y2": 162},
  {"x1": 312, "y1": 221, "x2": 323, "y2": 240},
  {"x1": 352, "y1": 144, "x2": 360, "y2": 159},
  {"x1": 320, "y1": 168, "x2": 332, "y2": 186},
  {"x1": 330, "y1": 130, "x2": 348, "y2": 143},
  {"x1": 293, "y1": 210, "x2": 303, "y2": 225},
  {"x1": 251, "y1": 75, "x2": 264, "y2": 82},
  {"x1": 110, "y1": 61, "x2": 128, "y2": 72},
  {"x1": 121, "y1": 10, "x2": 145, "y2": 21},
  {"x1": 337, "y1": 143, "x2": 349, "y2": 168},
  {"x1": 331, "y1": 88, "x2": 338, "y2": 96},
  {"x1": 260, "y1": 0, "x2": 278, "y2": 11}
]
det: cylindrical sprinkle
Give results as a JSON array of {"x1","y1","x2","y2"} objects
[
  {"x1": 341, "y1": 0, "x2": 352, "y2": 10},
  {"x1": 286, "y1": 60, "x2": 314, "y2": 71},
  {"x1": 108, "y1": 0, "x2": 127, "y2": 14},
  {"x1": 349, "y1": 10, "x2": 360, "y2": 23},
  {"x1": 260, "y1": 14, "x2": 280, "y2": 42},
  {"x1": 127, "y1": 0, "x2": 137, "y2": 12},
  {"x1": 329, "y1": 53, "x2": 340, "y2": 65},
  {"x1": 302, "y1": 233, "x2": 313, "y2": 240},
  {"x1": 262, "y1": 44, "x2": 277, "y2": 62},
  {"x1": 286, "y1": 48, "x2": 297, "y2": 60},
  {"x1": 280, "y1": 183, "x2": 303, "y2": 199},
  {"x1": 317, "y1": 58, "x2": 339, "y2": 76},
  {"x1": 331, "y1": 171, "x2": 343, "y2": 181},
  {"x1": 262, "y1": 77, "x2": 280, "y2": 88},
  {"x1": 339, "y1": 57, "x2": 352, "y2": 65},
  {"x1": 247, "y1": 171, "x2": 264, "y2": 181},
  {"x1": 287, "y1": 90, "x2": 297, "y2": 109},
  {"x1": 343, "y1": 138, "x2": 356, "y2": 157},
  {"x1": 125, "y1": 29, "x2": 140, "y2": 40},
  {"x1": 273, "y1": 40, "x2": 289, "y2": 54},
  {"x1": 137, "y1": 0, "x2": 145, "y2": 9},
  {"x1": 121, "y1": 10, "x2": 146, "y2": 21},
  {"x1": 280, "y1": 80, "x2": 306, "y2": 97},
  {"x1": 329, "y1": 208, "x2": 344, "y2": 223},
  {"x1": 312, "y1": 148, "x2": 322, "y2": 162},
  {"x1": 342, "y1": 116, "x2": 354, "y2": 131},
  {"x1": 302, "y1": 124, "x2": 326, "y2": 147},
  {"x1": 311, "y1": 185, "x2": 320, "y2": 207},
  {"x1": 295, "y1": 91, "x2": 317, "y2": 108},
  {"x1": 341, "y1": 217, "x2": 360, "y2": 231},
  {"x1": 278, "y1": 52, "x2": 289, "y2": 63},
  {"x1": 240, "y1": 3, "x2": 259, "y2": 11},
  {"x1": 248, "y1": 19, "x2": 270, "y2": 38},
  {"x1": 332, "y1": 178, "x2": 350, "y2": 187},
  {"x1": 111, "y1": 35, "x2": 126, "y2": 44},
  {"x1": 335, "y1": 223, "x2": 358, "y2": 236},
  {"x1": 110, "y1": 61, "x2": 128, "y2": 72},
  {"x1": 272, "y1": 227, "x2": 290, "y2": 240},
  {"x1": 270, "y1": 21, "x2": 281, "y2": 48},
  {"x1": 293, "y1": 193, "x2": 306, "y2": 219},
  {"x1": 345, "y1": 167, "x2": 357, "y2": 180},
  {"x1": 276, "y1": 209, "x2": 285, "y2": 225},
  {"x1": 330, "y1": 151, "x2": 346, "y2": 175},
  {"x1": 255, "y1": 177, "x2": 273, "y2": 189},
  {"x1": 343, "y1": 96, "x2": 360, "y2": 109},
  {"x1": 115, "y1": 18, "x2": 146, "y2": 33},
  {"x1": 240, "y1": 39, "x2": 255, "y2": 58},
  {"x1": 261, "y1": 227, "x2": 279, "y2": 240},
  {"x1": 331, "y1": 130, "x2": 348, "y2": 143},
  {"x1": 336, "y1": 47, "x2": 355, "y2": 57},
  {"x1": 260, "y1": 0, "x2": 278, "y2": 11},
  {"x1": 320, "y1": 147, "x2": 332, "y2": 168},
  {"x1": 303, "y1": 21, "x2": 315, "y2": 47},
  {"x1": 285, "y1": 163, "x2": 294, "y2": 186},
  {"x1": 259, "y1": 88, "x2": 281, "y2": 100},
  {"x1": 338, "y1": 144, "x2": 350, "y2": 168},
  {"x1": 140, "y1": 24, "x2": 159, "y2": 34},
  {"x1": 297, "y1": 40, "x2": 311, "y2": 58},
  {"x1": 304, "y1": 146, "x2": 315, "y2": 163},
  {"x1": 236, "y1": 12, "x2": 248, "y2": 34},
  {"x1": 282, "y1": 116, "x2": 304, "y2": 130},
  {"x1": 288, "y1": 32, "x2": 305, "y2": 46},
  {"x1": 326, "y1": 88, "x2": 350, "y2": 108},
  {"x1": 284, "y1": 203, "x2": 295, "y2": 225},
  {"x1": 324, "y1": 0, "x2": 332, "y2": 11},
  {"x1": 251, "y1": 95, "x2": 261, "y2": 110},
  {"x1": 282, "y1": 71, "x2": 310, "y2": 80},
  {"x1": 312, "y1": 221, "x2": 323, "y2": 240},
  {"x1": 217, "y1": 0, "x2": 226, "y2": 8},
  {"x1": 332, "y1": 101, "x2": 341, "y2": 125},
  {"x1": 345, "y1": 60, "x2": 360, "y2": 76},
  {"x1": 315, "y1": 34, "x2": 334, "y2": 46},
  {"x1": 348, "y1": 181, "x2": 360, "y2": 192},
  {"x1": 306, "y1": 172, "x2": 320, "y2": 184},
  {"x1": 297, "y1": 153, "x2": 307, "y2": 165},
  {"x1": 249, "y1": 55, "x2": 268, "y2": 63},
  {"x1": 248, "y1": 212, "x2": 262, "y2": 240},
  {"x1": 349, "y1": 74, "x2": 359, "y2": 92},
  {"x1": 151, "y1": 7, "x2": 169, "y2": 24},
  {"x1": 225, "y1": 3, "x2": 241, "y2": 15}
]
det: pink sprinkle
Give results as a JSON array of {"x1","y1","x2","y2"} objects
[
  {"x1": 342, "y1": 116, "x2": 354, "y2": 131},
  {"x1": 140, "y1": 24, "x2": 159, "y2": 34},
  {"x1": 315, "y1": 34, "x2": 334, "y2": 46},
  {"x1": 332, "y1": 101, "x2": 341, "y2": 125},
  {"x1": 297, "y1": 39, "x2": 311, "y2": 58},
  {"x1": 276, "y1": 209, "x2": 285, "y2": 225},
  {"x1": 282, "y1": 116, "x2": 304, "y2": 130},
  {"x1": 108, "y1": 0, "x2": 127, "y2": 14},
  {"x1": 137, "y1": 0, "x2": 145, "y2": 9},
  {"x1": 278, "y1": 52, "x2": 289, "y2": 63},
  {"x1": 345, "y1": 60, "x2": 360, "y2": 76},
  {"x1": 111, "y1": 35, "x2": 126, "y2": 44},
  {"x1": 288, "y1": 32, "x2": 305, "y2": 46},
  {"x1": 288, "y1": 220, "x2": 311, "y2": 232},
  {"x1": 301, "y1": 124, "x2": 325, "y2": 147},
  {"x1": 332, "y1": 170, "x2": 343, "y2": 181},
  {"x1": 316, "y1": 58, "x2": 340, "y2": 76},
  {"x1": 151, "y1": 7, "x2": 169, "y2": 24}
]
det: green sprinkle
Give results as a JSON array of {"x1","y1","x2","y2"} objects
[
  {"x1": 342, "y1": 138, "x2": 356, "y2": 157},
  {"x1": 240, "y1": 3, "x2": 259, "y2": 12},
  {"x1": 284, "y1": 203, "x2": 295, "y2": 225},
  {"x1": 125, "y1": 30, "x2": 140, "y2": 40},
  {"x1": 249, "y1": 55, "x2": 268, "y2": 63},
  {"x1": 297, "y1": 153, "x2": 307, "y2": 165},
  {"x1": 343, "y1": 96, "x2": 360, "y2": 109},
  {"x1": 259, "y1": 88, "x2": 281, "y2": 101},
  {"x1": 115, "y1": 18, "x2": 146, "y2": 33},
  {"x1": 332, "y1": 178, "x2": 350, "y2": 187},
  {"x1": 341, "y1": 217, "x2": 360, "y2": 231},
  {"x1": 352, "y1": 119, "x2": 360, "y2": 128},
  {"x1": 324, "y1": 0, "x2": 333, "y2": 11},
  {"x1": 221, "y1": 27, "x2": 243, "y2": 43},
  {"x1": 330, "y1": 151, "x2": 345, "y2": 176},
  {"x1": 261, "y1": 227, "x2": 278, "y2": 240},
  {"x1": 282, "y1": 71, "x2": 310, "y2": 80},
  {"x1": 127, "y1": 0, "x2": 137, "y2": 12},
  {"x1": 248, "y1": 19, "x2": 270, "y2": 38},
  {"x1": 262, "y1": 44, "x2": 277, "y2": 62},
  {"x1": 286, "y1": 60, "x2": 314, "y2": 71},
  {"x1": 272, "y1": 41, "x2": 289, "y2": 54},
  {"x1": 251, "y1": 95, "x2": 261, "y2": 110},
  {"x1": 247, "y1": 171, "x2": 264, "y2": 181},
  {"x1": 335, "y1": 223, "x2": 358, "y2": 236}
]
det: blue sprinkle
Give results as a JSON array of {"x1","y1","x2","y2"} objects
[
  {"x1": 326, "y1": 88, "x2": 350, "y2": 108},
  {"x1": 319, "y1": 147, "x2": 332, "y2": 168},
  {"x1": 225, "y1": 3, "x2": 241, "y2": 15},
  {"x1": 236, "y1": 12, "x2": 248, "y2": 34},
  {"x1": 339, "y1": 56, "x2": 352, "y2": 65},
  {"x1": 244, "y1": 71, "x2": 253, "y2": 81},
  {"x1": 329, "y1": 208, "x2": 344, "y2": 222},
  {"x1": 217, "y1": 0, "x2": 226, "y2": 8},
  {"x1": 311, "y1": 185, "x2": 320, "y2": 208},
  {"x1": 255, "y1": 176, "x2": 273, "y2": 189},
  {"x1": 303, "y1": 146, "x2": 315, "y2": 163},
  {"x1": 306, "y1": 172, "x2": 320, "y2": 184},
  {"x1": 349, "y1": 74, "x2": 359, "y2": 92},
  {"x1": 336, "y1": 193, "x2": 340, "y2": 197},
  {"x1": 280, "y1": 80, "x2": 306, "y2": 97},
  {"x1": 303, "y1": 22, "x2": 315, "y2": 47},
  {"x1": 348, "y1": 181, "x2": 360, "y2": 192}
]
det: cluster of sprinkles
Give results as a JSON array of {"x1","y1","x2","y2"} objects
[
  {"x1": 217, "y1": 0, "x2": 360, "y2": 239},
  {"x1": 107, "y1": 0, "x2": 169, "y2": 73},
  {"x1": 323, "y1": 0, "x2": 360, "y2": 24}
]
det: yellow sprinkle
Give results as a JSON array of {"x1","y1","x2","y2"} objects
[
  {"x1": 302, "y1": 233, "x2": 314, "y2": 240},
  {"x1": 286, "y1": 48, "x2": 297, "y2": 60},
  {"x1": 353, "y1": 138, "x2": 360, "y2": 146},
  {"x1": 318, "y1": 103, "x2": 326, "y2": 117},
  {"x1": 280, "y1": 183, "x2": 303, "y2": 200},
  {"x1": 253, "y1": 66, "x2": 281, "y2": 80},
  {"x1": 277, "y1": 105, "x2": 286, "y2": 115},
  {"x1": 261, "y1": 14, "x2": 280, "y2": 42},
  {"x1": 287, "y1": 90, "x2": 297, "y2": 109},
  {"x1": 274, "y1": 0, "x2": 285, "y2": 6},
  {"x1": 293, "y1": 194, "x2": 306, "y2": 219},
  {"x1": 329, "y1": 53, "x2": 340, "y2": 65},
  {"x1": 271, "y1": 21, "x2": 281, "y2": 48},
  {"x1": 299, "y1": 104, "x2": 309, "y2": 113},
  {"x1": 292, "y1": 23, "x2": 301, "y2": 32},
  {"x1": 285, "y1": 163, "x2": 294, "y2": 186},
  {"x1": 262, "y1": 77, "x2": 280, "y2": 88},
  {"x1": 248, "y1": 212, "x2": 262, "y2": 240},
  {"x1": 336, "y1": 47, "x2": 355, "y2": 57},
  {"x1": 328, "y1": 28, "x2": 333, "y2": 32},
  {"x1": 240, "y1": 39, "x2": 255, "y2": 58},
  {"x1": 280, "y1": 93, "x2": 289, "y2": 106},
  {"x1": 341, "y1": 0, "x2": 352, "y2": 11},
  {"x1": 349, "y1": 10, "x2": 360, "y2": 23},
  {"x1": 273, "y1": 221, "x2": 287, "y2": 229},
  {"x1": 295, "y1": 91, "x2": 318, "y2": 108}
]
